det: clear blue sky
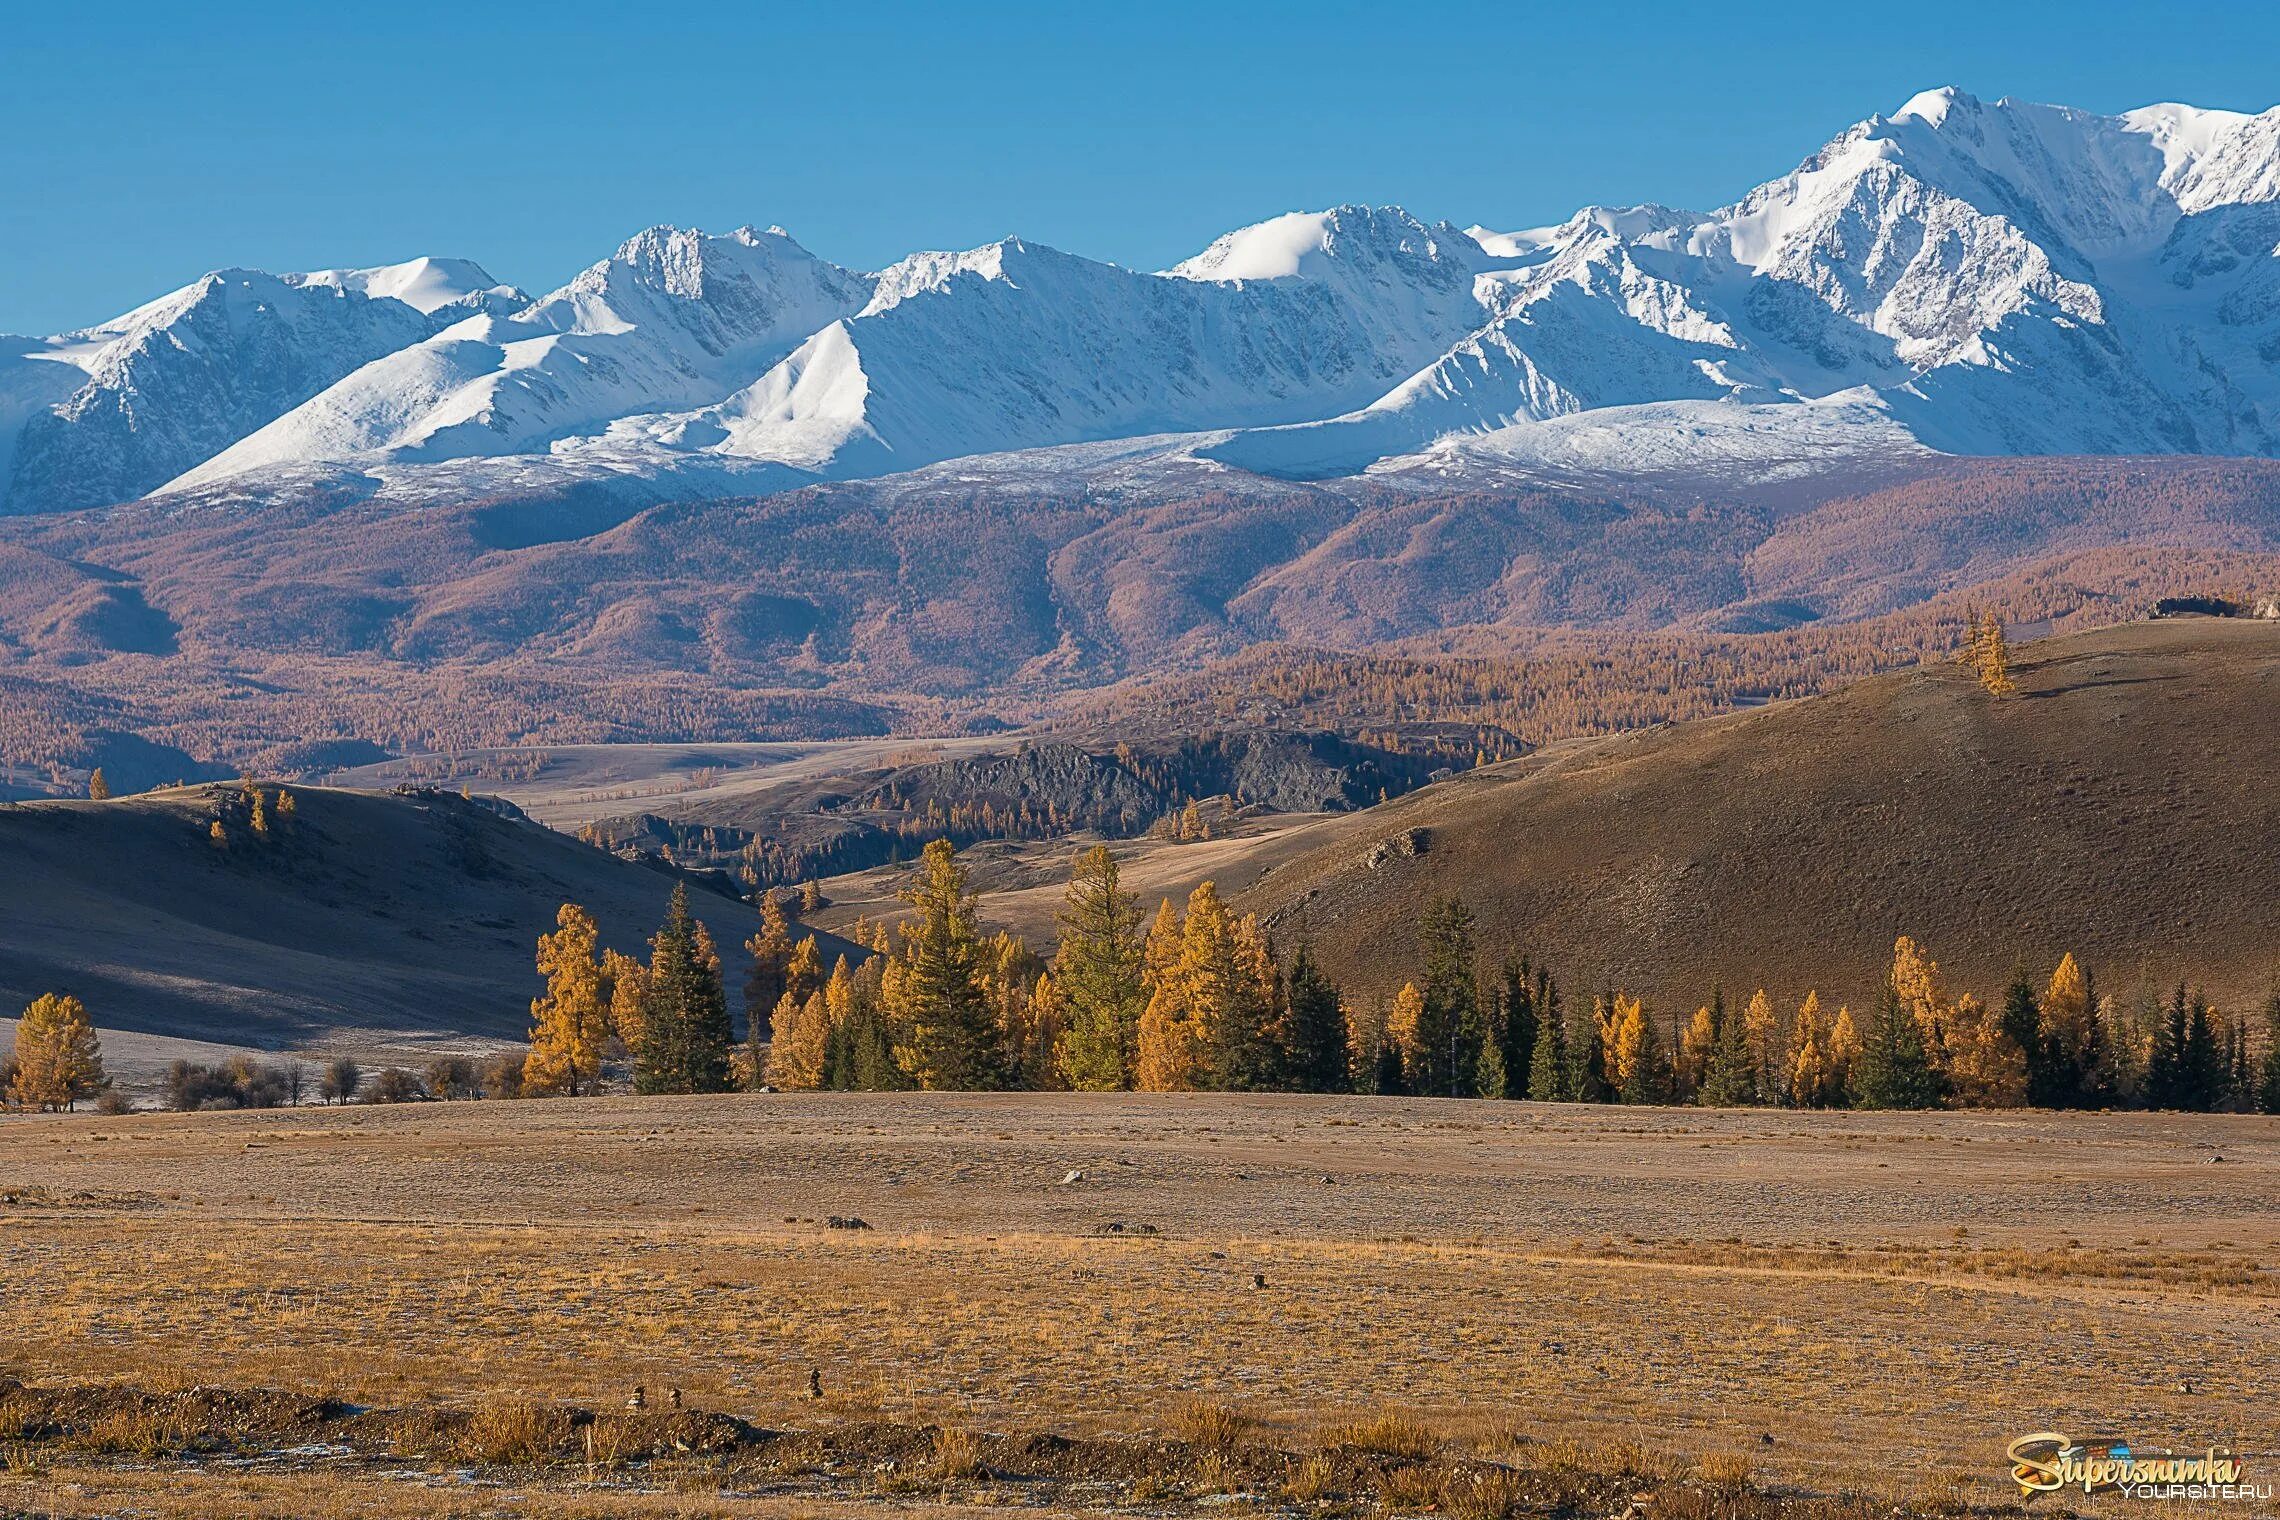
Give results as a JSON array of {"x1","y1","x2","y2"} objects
[{"x1": 5, "y1": 1, "x2": 2276, "y2": 334}]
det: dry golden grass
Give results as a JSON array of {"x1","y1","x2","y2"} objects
[{"x1": 0, "y1": 1090, "x2": 2272, "y2": 1515}]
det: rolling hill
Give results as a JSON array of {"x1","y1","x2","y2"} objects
[
  {"x1": 1216, "y1": 617, "x2": 2280, "y2": 1018},
  {"x1": 0, "y1": 784, "x2": 848, "y2": 1068}
]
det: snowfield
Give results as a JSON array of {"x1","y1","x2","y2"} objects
[{"x1": 6, "y1": 87, "x2": 2280, "y2": 515}]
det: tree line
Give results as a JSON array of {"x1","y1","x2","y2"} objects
[{"x1": 519, "y1": 844, "x2": 2279, "y2": 1114}]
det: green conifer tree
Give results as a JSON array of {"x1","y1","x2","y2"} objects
[
  {"x1": 885, "y1": 840, "x2": 1007, "y2": 1090},
  {"x1": 1052, "y1": 845, "x2": 1146, "y2": 1090},
  {"x1": 1497, "y1": 957, "x2": 1539, "y2": 1100},
  {"x1": 1697, "y1": 987, "x2": 1757, "y2": 1107},
  {"x1": 1283, "y1": 943, "x2": 1349, "y2": 1093},
  {"x1": 1852, "y1": 978, "x2": 1944, "y2": 1110},
  {"x1": 1413, "y1": 895, "x2": 1479, "y2": 1097},
  {"x1": 1525, "y1": 982, "x2": 1568, "y2": 1101}
]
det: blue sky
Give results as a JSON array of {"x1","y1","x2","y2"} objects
[{"x1": 5, "y1": 1, "x2": 2277, "y2": 333}]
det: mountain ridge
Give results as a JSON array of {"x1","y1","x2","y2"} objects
[{"x1": 8, "y1": 87, "x2": 2280, "y2": 516}]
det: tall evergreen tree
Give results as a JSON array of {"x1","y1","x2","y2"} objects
[
  {"x1": 1566, "y1": 990, "x2": 1611, "y2": 1103},
  {"x1": 1615, "y1": 999, "x2": 1674, "y2": 1105},
  {"x1": 1525, "y1": 982, "x2": 1568, "y2": 1101},
  {"x1": 1999, "y1": 968, "x2": 2045, "y2": 1103},
  {"x1": 1697, "y1": 987, "x2": 1757, "y2": 1107},
  {"x1": 1052, "y1": 845, "x2": 1147, "y2": 1091},
  {"x1": 1496, "y1": 957, "x2": 1538, "y2": 1101},
  {"x1": 1852, "y1": 978, "x2": 1944, "y2": 1110},
  {"x1": 2257, "y1": 992, "x2": 2280, "y2": 1116},
  {"x1": 884, "y1": 840, "x2": 1007, "y2": 1090},
  {"x1": 634, "y1": 885, "x2": 733, "y2": 1094},
  {"x1": 1283, "y1": 943, "x2": 1349, "y2": 1093},
  {"x1": 1413, "y1": 895, "x2": 1479, "y2": 1097},
  {"x1": 2144, "y1": 982, "x2": 2189, "y2": 1109},
  {"x1": 2178, "y1": 988, "x2": 2225, "y2": 1112}
]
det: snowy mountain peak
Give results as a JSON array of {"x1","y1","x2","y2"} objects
[
  {"x1": 1167, "y1": 204, "x2": 1477, "y2": 283},
  {"x1": 285, "y1": 257, "x2": 524, "y2": 315},
  {"x1": 1891, "y1": 84, "x2": 1972, "y2": 127},
  {"x1": 10, "y1": 87, "x2": 2280, "y2": 516}
]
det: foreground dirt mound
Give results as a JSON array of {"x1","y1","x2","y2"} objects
[{"x1": 0, "y1": 1376, "x2": 1988, "y2": 1518}]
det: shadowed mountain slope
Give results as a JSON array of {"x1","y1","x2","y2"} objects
[
  {"x1": 0, "y1": 784, "x2": 844, "y2": 1058},
  {"x1": 1228, "y1": 618, "x2": 2280, "y2": 1016}
]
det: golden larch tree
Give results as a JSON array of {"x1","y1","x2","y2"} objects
[
  {"x1": 7, "y1": 993, "x2": 105, "y2": 1111},
  {"x1": 524, "y1": 903, "x2": 608, "y2": 1097},
  {"x1": 1135, "y1": 898, "x2": 1199, "y2": 1091},
  {"x1": 1386, "y1": 981, "x2": 1426, "y2": 1084},
  {"x1": 767, "y1": 989, "x2": 830, "y2": 1090},
  {"x1": 1742, "y1": 988, "x2": 1782, "y2": 1098},
  {"x1": 1608, "y1": 993, "x2": 1650, "y2": 1091},
  {"x1": 1676, "y1": 1004, "x2": 1717, "y2": 1096},
  {"x1": 2040, "y1": 952, "x2": 2096, "y2": 1074},
  {"x1": 1942, "y1": 992, "x2": 2028, "y2": 1107},
  {"x1": 1788, "y1": 992, "x2": 1838, "y2": 1107},
  {"x1": 1826, "y1": 1004, "x2": 1861, "y2": 1097}
]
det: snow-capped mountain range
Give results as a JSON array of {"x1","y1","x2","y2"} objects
[{"x1": 7, "y1": 87, "x2": 2280, "y2": 516}]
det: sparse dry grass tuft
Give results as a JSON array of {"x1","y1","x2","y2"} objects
[
  {"x1": 1317, "y1": 1408, "x2": 1441, "y2": 1460},
  {"x1": 456, "y1": 1399, "x2": 569, "y2": 1466},
  {"x1": 1169, "y1": 1396, "x2": 1254, "y2": 1450},
  {"x1": 931, "y1": 1425, "x2": 985, "y2": 1482}
]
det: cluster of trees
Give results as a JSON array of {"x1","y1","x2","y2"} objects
[
  {"x1": 518, "y1": 843, "x2": 2280, "y2": 1115},
  {"x1": 158, "y1": 1054, "x2": 519, "y2": 1109},
  {"x1": 204, "y1": 777, "x2": 298, "y2": 851}
]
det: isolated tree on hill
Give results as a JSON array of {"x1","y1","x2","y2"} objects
[
  {"x1": 1525, "y1": 987, "x2": 1569, "y2": 1101},
  {"x1": 1851, "y1": 979, "x2": 1944, "y2": 1110},
  {"x1": 6, "y1": 994, "x2": 105, "y2": 1111},
  {"x1": 1282, "y1": 943, "x2": 1349, "y2": 1093},
  {"x1": 87, "y1": 769, "x2": 110, "y2": 801},
  {"x1": 635, "y1": 884, "x2": 734, "y2": 1094},
  {"x1": 883, "y1": 840, "x2": 1006, "y2": 1090},
  {"x1": 524, "y1": 902, "x2": 608, "y2": 1097},
  {"x1": 1412, "y1": 895, "x2": 1481, "y2": 1097},
  {"x1": 1052, "y1": 845, "x2": 1147, "y2": 1091},
  {"x1": 1979, "y1": 619, "x2": 2019, "y2": 697}
]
